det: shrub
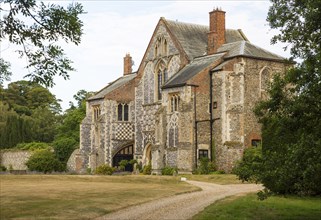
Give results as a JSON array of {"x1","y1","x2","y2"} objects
[
  {"x1": 118, "y1": 160, "x2": 128, "y2": 171},
  {"x1": 129, "y1": 159, "x2": 137, "y2": 165},
  {"x1": 161, "y1": 166, "x2": 177, "y2": 175},
  {"x1": 136, "y1": 162, "x2": 143, "y2": 173},
  {"x1": 233, "y1": 146, "x2": 262, "y2": 183},
  {"x1": 86, "y1": 167, "x2": 92, "y2": 174},
  {"x1": 212, "y1": 170, "x2": 225, "y2": 174},
  {"x1": 26, "y1": 149, "x2": 64, "y2": 173},
  {"x1": 15, "y1": 142, "x2": 51, "y2": 151},
  {"x1": 196, "y1": 157, "x2": 211, "y2": 174},
  {"x1": 143, "y1": 164, "x2": 151, "y2": 175},
  {"x1": 52, "y1": 137, "x2": 77, "y2": 163},
  {"x1": 208, "y1": 161, "x2": 216, "y2": 172},
  {"x1": 0, "y1": 165, "x2": 7, "y2": 172},
  {"x1": 95, "y1": 164, "x2": 115, "y2": 175}
]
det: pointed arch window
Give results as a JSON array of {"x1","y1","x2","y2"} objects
[
  {"x1": 163, "y1": 39, "x2": 168, "y2": 56},
  {"x1": 93, "y1": 105, "x2": 101, "y2": 121},
  {"x1": 164, "y1": 69, "x2": 168, "y2": 82},
  {"x1": 170, "y1": 94, "x2": 180, "y2": 112},
  {"x1": 154, "y1": 35, "x2": 168, "y2": 58},
  {"x1": 157, "y1": 71, "x2": 163, "y2": 100},
  {"x1": 260, "y1": 68, "x2": 271, "y2": 92},
  {"x1": 155, "y1": 62, "x2": 168, "y2": 101}
]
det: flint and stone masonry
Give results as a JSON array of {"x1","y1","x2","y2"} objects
[{"x1": 73, "y1": 9, "x2": 291, "y2": 174}]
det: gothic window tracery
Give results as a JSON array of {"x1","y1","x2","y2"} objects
[
  {"x1": 168, "y1": 112, "x2": 179, "y2": 148},
  {"x1": 92, "y1": 105, "x2": 101, "y2": 121},
  {"x1": 169, "y1": 94, "x2": 180, "y2": 112},
  {"x1": 154, "y1": 35, "x2": 168, "y2": 58},
  {"x1": 155, "y1": 61, "x2": 168, "y2": 101}
]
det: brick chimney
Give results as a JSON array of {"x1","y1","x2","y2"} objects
[
  {"x1": 207, "y1": 8, "x2": 226, "y2": 55},
  {"x1": 123, "y1": 53, "x2": 132, "y2": 75}
]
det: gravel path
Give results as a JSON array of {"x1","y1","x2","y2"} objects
[{"x1": 96, "y1": 180, "x2": 263, "y2": 220}]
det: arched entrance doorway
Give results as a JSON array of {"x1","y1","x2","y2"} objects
[
  {"x1": 142, "y1": 144, "x2": 152, "y2": 166},
  {"x1": 112, "y1": 145, "x2": 134, "y2": 172}
]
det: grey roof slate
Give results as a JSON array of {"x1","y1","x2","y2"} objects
[
  {"x1": 217, "y1": 41, "x2": 285, "y2": 60},
  {"x1": 165, "y1": 19, "x2": 248, "y2": 60},
  {"x1": 163, "y1": 53, "x2": 225, "y2": 89},
  {"x1": 88, "y1": 73, "x2": 137, "y2": 101}
]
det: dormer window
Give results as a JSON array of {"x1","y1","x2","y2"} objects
[{"x1": 117, "y1": 103, "x2": 129, "y2": 121}]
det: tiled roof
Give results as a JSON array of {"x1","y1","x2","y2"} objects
[
  {"x1": 87, "y1": 73, "x2": 137, "y2": 101},
  {"x1": 163, "y1": 53, "x2": 225, "y2": 89},
  {"x1": 165, "y1": 19, "x2": 248, "y2": 60},
  {"x1": 217, "y1": 41, "x2": 285, "y2": 61}
]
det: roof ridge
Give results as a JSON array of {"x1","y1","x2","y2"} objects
[
  {"x1": 165, "y1": 19, "x2": 208, "y2": 28},
  {"x1": 245, "y1": 41, "x2": 284, "y2": 59}
]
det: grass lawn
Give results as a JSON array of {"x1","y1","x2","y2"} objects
[
  {"x1": 180, "y1": 173, "x2": 244, "y2": 185},
  {"x1": 193, "y1": 193, "x2": 321, "y2": 220},
  {"x1": 0, "y1": 174, "x2": 199, "y2": 219}
]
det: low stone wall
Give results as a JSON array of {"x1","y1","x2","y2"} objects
[{"x1": 0, "y1": 150, "x2": 33, "y2": 170}]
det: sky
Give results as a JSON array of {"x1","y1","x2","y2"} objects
[{"x1": 1, "y1": 0, "x2": 292, "y2": 111}]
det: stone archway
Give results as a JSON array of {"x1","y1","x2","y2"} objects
[
  {"x1": 112, "y1": 145, "x2": 134, "y2": 172},
  {"x1": 142, "y1": 144, "x2": 152, "y2": 166}
]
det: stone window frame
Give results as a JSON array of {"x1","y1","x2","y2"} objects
[
  {"x1": 259, "y1": 66, "x2": 272, "y2": 94},
  {"x1": 92, "y1": 105, "x2": 101, "y2": 121},
  {"x1": 169, "y1": 93, "x2": 180, "y2": 113},
  {"x1": 117, "y1": 103, "x2": 129, "y2": 122},
  {"x1": 154, "y1": 35, "x2": 168, "y2": 58},
  {"x1": 155, "y1": 59, "x2": 168, "y2": 101},
  {"x1": 199, "y1": 149, "x2": 209, "y2": 159}
]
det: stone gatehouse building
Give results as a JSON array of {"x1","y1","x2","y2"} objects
[{"x1": 75, "y1": 9, "x2": 290, "y2": 173}]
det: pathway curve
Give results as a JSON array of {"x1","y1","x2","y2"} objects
[{"x1": 96, "y1": 180, "x2": 263, "y2": 220}]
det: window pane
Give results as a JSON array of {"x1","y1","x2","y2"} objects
[
  {"x1": 124, "y1": 104, "x2": 129, "y2": 121},
  {"x1": 164, "y1": 69, "x2": 168, "y2": 82},
  {"x1": 199, "y1": 150, "x2": 208, "y2": 158},
  {"x1": 251, "y1": 139, "x2": 261, "y2": 147},
  {"x1": 118, "y1": 104, "x2": 123, "y2": 121},
  {"x1": 158, "y1": 72, "x2": 162, "y2": 100}
]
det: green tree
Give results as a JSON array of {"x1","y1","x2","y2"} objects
[
  {"x1": 0, "y1": 114, "x2": 35, "y2": 148},
  {"x1": 32, "y1": 106, "x2": 59, "y2": 142},
  {"x1": 52, "y1": 137, "x2": 77, "y2": 164},
  {"x1": 0, "y1": 0, "x2": 85, "y2": 87},
  {"x1": 0, "y1": 81, "x2": 62, "y2": 147},
  {"x1": 236, "y1": 0, "x2": 321, "y2": 196},
  {"x1": 0, "y1": 58, "x2": 12, "y2": 86},
  {"x1": 55, "y1": 90, "x2": 90, "y2": 144},
  {"x1": 2, "y1": 80, "x2": 60, "y2": 115}
]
